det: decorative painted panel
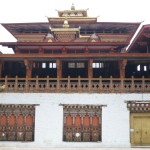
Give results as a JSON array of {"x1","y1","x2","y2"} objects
[
  {"x1": 0, "y1": 104, "x2": 36, "y2": 141},
  {"x1": 127, "y1": 101, "x2": 150, "y2": 112},
  {"x1": 62, "y1": 104, "x2": 103, "y2": 142}
]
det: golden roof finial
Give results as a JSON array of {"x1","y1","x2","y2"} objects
[
  {"x1": 63, "y1": 17, "x2": 69, "y2": 28},
  {"x1": 71, "y1": 3, "x2": 75, "y2": 10}
]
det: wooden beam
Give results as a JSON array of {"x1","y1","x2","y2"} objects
[
  {"x1": 1, "y1": 53, "x2": 150, "y2": 59},
  {"x1": 137, "y1": 42, "x2": 147, "y2": 46},
  {"x1": 6, "y1": 46, "x2": 115, "y2": 52},
  {"x1": 0, "y1": 41, "x2": 128, "y2": 46},
  {"x1": 143, "y1": 33, "x2": 150, "y2": 38}
]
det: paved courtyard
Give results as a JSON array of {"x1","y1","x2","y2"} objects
[{"x1": 0, "y1": 148, "x2": 150, "y2": 150}]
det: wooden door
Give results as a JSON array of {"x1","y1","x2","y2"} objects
[
  {"x1": 141, "y1": 116, "x2": 150, "y2": 145},
  {"x1": 130, "y1": 113, "x2": 150, "y2": 146}
]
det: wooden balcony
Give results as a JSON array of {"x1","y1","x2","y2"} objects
[{"x1": 0, "y1": 76, "x2": 150, "y2": 93}]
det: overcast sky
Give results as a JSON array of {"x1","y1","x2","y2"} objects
[{"x1": 0, "y1": 0, "x2": 150, "y2": 53}]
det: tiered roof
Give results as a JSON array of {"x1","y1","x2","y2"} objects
[{"x1": 0, "y1": 4, "x2": 141, "y2": 54}]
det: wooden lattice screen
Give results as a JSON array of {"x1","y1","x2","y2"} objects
[
  {"x1": 0, "y1": 104, "x2": 36, "y2": 141},
  {"x1": 62, "y1": 104, "x2": 103, "y2": 142}
]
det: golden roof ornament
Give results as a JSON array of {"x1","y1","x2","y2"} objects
[
  {"x1": 54, "y1": 3, "x2": 90, "y2": 17},
  {"x1": 71, "y1": 3, "x2": 75, "y2": 10},
  {"x1": 46, "y1": 33, "x2": 54, "y2": 39},
  {"x1": 90, "y1": 33, "x2": 99, "y2": 39},
  {"x1": 63, "y1": 18, "x2": 69, "y2": 28}
]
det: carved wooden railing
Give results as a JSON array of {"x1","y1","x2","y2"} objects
[
  {"x1": 0, "y1": 76, "x2": 150, "y2": 93},
  {"x1": 64, "y1": 125, "x2": 101, "y2": 142}
]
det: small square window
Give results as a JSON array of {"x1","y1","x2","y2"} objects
[
  {"x1": 33, "y1": 63, "x2": 36, "y2": 68},
  {"x1": 100, "y1": 62, "x2": 104, "y2": 68},
  {"x1": 42, "y1": 63, "x2": 46, "y2": 68},
  {"x1": 137, "y1": 65, "x2": 140, "y2": 71},
  {"x1": 144, "y1": 66, "x2": 147, "y2": 71},
  {"x1": 76, "y1": 63, "x2": 85, "y2": 68},
  {"x1": 53, "y1": 63, "x2": 56, "y2": 68},
  {"x1": 92, "y1": 62, "x2": 104, "y2": 68},
  {"x1": 49, "y1": 63, "x2": 56, "y2": 68},
  {"x1": 92, "y1": 63, "x2": 96, "y2": 68},
  {"x1": 49, "y1": 63, "x2": 53, "y2": 68},
  {"x1": 68, "y1": 63, "x2": 75, "y2": 68},
  {"x1": 95, "y1": 63, "x2": 99, "y2": 68}
]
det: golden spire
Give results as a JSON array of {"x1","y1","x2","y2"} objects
[{"x1": 71, "y1": 3, "x2": 75, "y2": 10}]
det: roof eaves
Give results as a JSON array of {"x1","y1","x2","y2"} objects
[{"x1": 127, "y1": 24, "x2": 149, "y2": 52}]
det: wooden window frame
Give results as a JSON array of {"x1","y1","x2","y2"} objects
[
  {"x1": 49, "y1": 62, "x2": 56, "y2": 68},
  {"x1": 62, "y1": 104, "x2": 103, "y2": 142},
  {"x1": 0, "y1": 104, "x2": 37, "y2": 141},
  {"x1": 68, "y1": 62, "x2": 85, "y2": 69},
  {"x1": 92, "y1": 62, "x2": 104, "y2": 69}
]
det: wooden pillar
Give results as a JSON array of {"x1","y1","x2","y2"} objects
[
  {"x1": 24, "y1": 59, "x2": 33, "y2": 78},
  {"x1": 39, "y1": 47, "x2": 44, "y2": 54},
  {"x1": 119, "y1": 59, "x2": 127, "y2": 78},
  {"x1": 15, "y1": 47, "x2": 20, "y2": 54},
  {"x1": 110, "y1": 47, "x2": 114, "y2": 53},
  {"x1": 62, "y1": 46, "x2": 66, "y2": 54},
  {"x1": 0, "y1": 61, "x2": 3, "y2": 77},
  {"x1": 88, "y1": 59, "x2": 93, "y2": 78},
  {"x1": 8, "y1": 62, "x2": 12, "y2": 77},
  {"x1": 110, "y1": 46, "x2": 117, "y2": 53},
  {"x1": 85, "y1": 46, "x2": 88, "y2": 53},
  {"x1": 56, "y1": 59, "x2": 62, "y2": 78}
]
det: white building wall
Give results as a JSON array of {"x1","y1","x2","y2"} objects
[{"x1": 0, "y1": 93, "x2": 149, "y2": 148}]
